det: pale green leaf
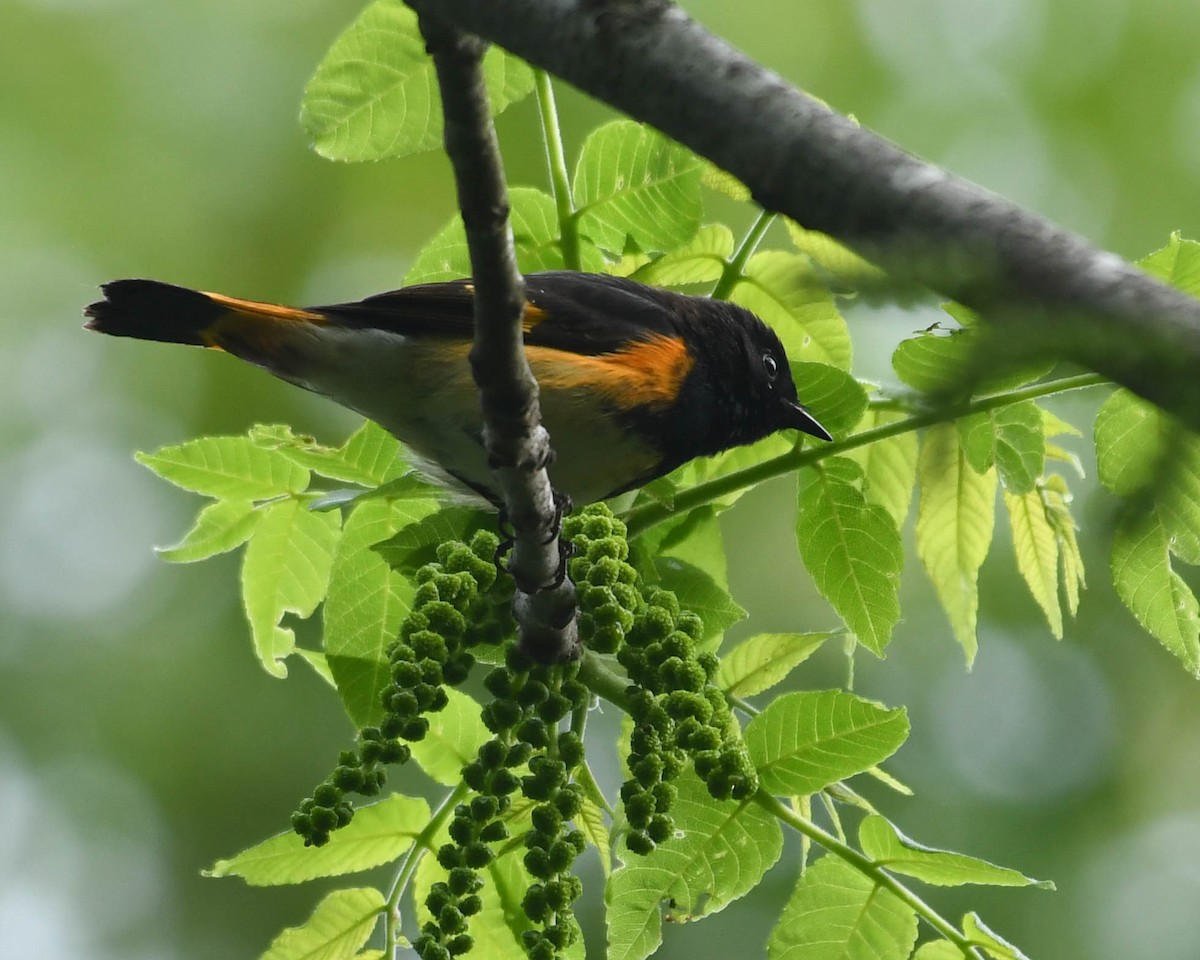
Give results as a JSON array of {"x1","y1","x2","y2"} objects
[
  {"x1": 1111, "y1": 507, "x2": 1200, "y2": 675},
  {"x1": 962, "y1": 912, "x2": 1031, "y2": 960},
  {"x1": 137, "y1": 436, "x2": 309, "y2": 500},
  {"x1": 783, "y1": 219, "x2": 891, "y2": 293},
  {"x1": 845, "y1": 409, "x2": 919, "y2": 528},
  {"x1": 243, "y1": 500, "x2": 342, "y2": 677},
  {"x1": 261, "y1": 887, "x2": 384, "y2": 960},
  {"x1": 1094, "y1": 388, "x2": 1165, "y2": 497},
  {"x1": 408, "y1": 688, "x2": 490, "y2": 786},
  {"x1": 606, "y1": 773, "x2": 783, "y2": 960},
  {"x1": 663, "y1": 432, "x2": 793, "y2": 513},
  {"x1": 573, "y1": 120, "x2": 702, "y2": 253},
  {"x1": 912, "y1": 942, "x2": 965, "y2": 960},
  {"x1": 578, "y1": 793, "x2": 612, "y2": 878},
  {"x1": 405, "y1": 186, "x2": 605, "y2": 284},
  {"x1": 325, "y1": 498, "x2": 437, "y2": 725},
  {"x1": 251, "y1": 422, "x2": 406, "y2": 487},
  {"x1": 715, "y1": 632, "x2": 836, "y2": 697},
  {"x1": 157, "y1": 499, "x2": 264, "y2": 563},
  {"x1": 916, "y1": 424, "x2": 997, "y2": 665},
  {"x1": 1139, "y1": 232, "x2": 1200, "y2": 295},
  {"x1": 700, "y1": 162, "x2": 751, "y2": 201},
  {"x1": 296, "y1": 648, "x2": 337, "y2": 688},
  {"x1": 791, "y1": 362, "x2": 868, "y2": 439},
  {"x1": 629, "y1": 224, "x2": 734, "y2": 286},
  {"x1": 796, "y1": 457, "x2": 903, "y2": 655},
  {"x1": 767, "y1": 856, "x2": 917, "y2": 960},
  {"x1": 634, "y1": 506, "x2": 728, "y2": 590},
  {"x1": 893, "y1": 325, "x2": 1052, "y2": 396},
  {"x1": 1004, "y1": 486, "x2": 1062, "y2": 638},
  {"x1": 300, "y1": 0, "x2": 533, "y2": 162},
  {"x1": 654, "y1": 557, "x2": 746, "y2": 650},
  {"x1": 859, "y1": 815, "x2": 1052, "y2": 888},
  {"x1": 372, "y1": 506, "x2": 485, "y2": 572},
  {"x1": 206, "y1": 794, "x2": 429, "y2": 885},
  {"x1": 745, "y1": 690, "x2": 908, "y2": 795},
  {"x1": 1043, "y1": 474, "x2": 1085, "y2": 617},
  {"x1": 957, "y1": 400, "x2": 1044, "y2": 494},
  {"x1": 731, "y1": 251, "x2": 852, "y2": 370}
]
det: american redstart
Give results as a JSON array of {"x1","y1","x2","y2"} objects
[{"x1": 85, "y1": 271, "x2": 832, "y2": 504}]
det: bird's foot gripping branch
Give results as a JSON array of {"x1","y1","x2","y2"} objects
[{"x1": 98, "y1": 2, "x2": 1200, "y2": 959}]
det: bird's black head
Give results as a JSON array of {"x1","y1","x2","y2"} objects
[{"x1": 675, "y1": 299, "x2": 832, "y2": 457}]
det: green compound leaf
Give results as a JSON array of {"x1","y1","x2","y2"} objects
[
  {"x1": 845, "y1": 409, "x2": 919, "y2": 529},
  {"x1": 1111, "y1": 507, "x2": 1200, "y2": 676},
  {"x1": 136, "y1": 435, "x2": 310, "y2": 500},
  {"x1": 767, "y1": 856, "x2": 917, "y2": 960},
  {"x1": 745, "y1": 690, "x2": 909, "y2": 796},
  {"x1": 405, "y1": 186, "x2": 605, "y2": 284},
  {"x1": 628, "y1": 224, "x2": 734, "y2": 286},
  {"x1": 916, "y1": 423, "x2": 997, "y2": 666},
  {"x1": 1094, "y1": 388, "x2": 1165, "y2": 497},
  {"x1": 325, "y1": 498, "x2": 438, "y2": 726},
  {"x1": 957, "y1": 400, "x2": 1045, "y2": 494},
  {"x1": 157, "y1": 499, "x2": 264, "y2": 563},
  {"x1": 606, "y1": 773, "x2": 783, "y2": 960},
  {"x1": 573, "y1": 120, "x2": 702, "y2": 254},
  {"x1": 791, "y1": 362, "x2": 868, "y2": 440},
  {"x1": 796, "y1": 457, "x2": 903, "y2": 655},
  {"x1": 205, "y1": 793, "x2": 429, "y2": 885},
  {"x1": 1004, "y1": 486, "x2": 1062, "y2": 639},
  {"x1": 1139, "y1": 232, "x2": 1200, "y2": 295},
  {"x1": 858, "y1": 816, "x2": 1052, "y2": 889},
  {"x1": 730, "y1": 251, "x2": 852, "y2": 370},
  {"x1": 251, "y1": 422, "x2": 406, "y2": 487},
  {"x1": 261, "y1": 887, "x2": 385, "y2": 960},
  {"x1": 407, "y1": 687, "x2": 490, "y2": 786},
  {"x1": 654, "y1": 557, "x2": 746, "y2": 650},
  {"x1": 715, "y1": 632, "x2": 836, "y2": 697},
  {"x1": 301, "y1": 0, "x2": 533, "y2": 162},
  {"x1": 243, "y1": 500, "x2": 342, "y2": 678}
]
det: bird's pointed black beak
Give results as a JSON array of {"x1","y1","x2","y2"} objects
[{"x1": 782, "y1": 400, "x2": 833, "y2": 441}]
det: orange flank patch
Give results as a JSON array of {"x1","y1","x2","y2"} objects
[{"x1": 526, "y1": 334, "x2": 694, "y2": 410}]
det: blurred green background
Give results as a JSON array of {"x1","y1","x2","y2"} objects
[{"x1": 4, "y1": 0, "x2": 1200, "y2": 957}]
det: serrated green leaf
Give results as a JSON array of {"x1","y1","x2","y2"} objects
[
  {"x1": 715, "y1": 632, "x2": 835, "y2": 697},
  {"x1": 573, "y1": 120, "x2": 702, "y2": 254},
  {"x1": 296, "y1": 648, "x2": 337, "y2": 688},
  {"x1": 791, "y1": 362, "x2": 868, "y2": 439},
  {"x1": 699, "y1": 162, "x2": 751, "y2": 201},
  {"x1": 404, "y1": 186, "x2": 605, "y2": 284},
  {"x1": 1139, "y1": 232, "x2": 1200, "y2": 295},
  {"x1": 796, "y1": 457, "x2": 903, "y2": 655},
  {"x1": 859, "y1": 815, "x2": 1052, "y2": 888},
  {"x1": 767, "y1": 856, "x2": 917, "y2": 960},
  {"x1": 957, "y1": 400, "x2": 1044, "y2": 493},
  {"x1": 137, "y1": 436, "x2": 310, "y2": 500},
  {"x1": 783, "y1": 219, "x2": 891, "y2": 293},
  {"x1": 243, "y1": 500, "x2": 342, "y2": 677},
  {"x1": 1004, "y1": 486, "x2": 1062, "y2": 639},
  {"x1": 962, "y1": 912, "x2": 1031, "y2": 960},
  {"x1": 157, "y1": 499, "x2": 264, "y2": 563},
  {"x1": 372, "y1": 505, "x2": 487, "y2": 572},
  {"x1": 730, "y1": 251, "x2": 852, "y2": 370},
  {"x1": 300, "y1": 0, "x2": 533, "y2": 162},
  {"x1": 893, "y1": 328, "x2": 1050, "y2": 397},
  {"x1": 634, "y1": 506, "x2": 728, "y2": 590},
  {"x1": 1043, "y1": 474, "x2": 1085, "y2": 617},
  {"x1": 325, "y1": 498, "x2": 438, "y2": 725},
  {"x1": 917, "y1": 424, "x2": 997, "y2": 665},
  {"x1": 261, "y1": 887, "x2": 384, "y2": 960},
  {"x1": 578, "y1": 793, "x2": 612, "y2": 878},
  {"x1": 654, "y1": 557, "x2": 746, "y2": 650},
  {"x1": 206, "y1": 794, "x2": 429, "y2": 885},
  {"x1": 1111, "y1": 507, "x2": 1200, "y2": 675},
  {"x1": 407, "y1": 688, "x2": 490, "y2": 785},
  {"x1": 846, "y1": 409, "x2": 919, "y2": 528},
  {"x1": 745, "y1": 690, "x2": 908, "y2": 795},
  {"x1": 628, "y1": 224, "x2": 734, "y2": 286},
  {"x1": 252, "y1": 422, "x2": 407, "y2": 487},
  {"x1": 606, "y1": 773, "x2": 783, "y2": 960},
  {"x1": 1094, "y1": 388, "x2": 1165, "y2": 496}
]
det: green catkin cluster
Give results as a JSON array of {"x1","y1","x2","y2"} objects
[
  {"x1": 292, "y1": 530, "x2": 509, "y2": 847},
  {"x1": 565, "y1": 504, "x2": 758, "y2": 854},
  {"x1": 414, "y1": 646, "x2": 590, "y2": 960}
]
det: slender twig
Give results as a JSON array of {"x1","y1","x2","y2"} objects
[
  {"x1": 404, "y1": 0, "x2": 1200, "y2": 431},
  {"x1": 535, "y1": 71, "x2": 580, "y2": 272},
  {"x1": 416, "y1": 10, "x2": 578, "y2": 663},
  {"x1": 623, "y1": 372, "x2": 1108, "y2": 536},
  {"x1": 710, "y1": 209, "x2": 774, "y2": 301}
]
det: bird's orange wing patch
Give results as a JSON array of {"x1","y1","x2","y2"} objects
[
  {"x1": 526, "y1": 334, "x2": 694, "y2": 410},
  {"x1": 196, "y1": 292, "x2": 327, "y2": 351}
]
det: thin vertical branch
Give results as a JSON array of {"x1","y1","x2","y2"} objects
[{"x1": 416, "y1": 10, "x2": 578, "y2": 663}]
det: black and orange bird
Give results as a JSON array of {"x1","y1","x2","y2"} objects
[{"x1": 85, "y1": 271, "x2": 831, "y2": 504}]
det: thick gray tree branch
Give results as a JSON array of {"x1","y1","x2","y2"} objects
[
  {"x1": 407, "y1": 0, "x2": 1200, "y2": 429},
  {"x1": 417, "y1": 12, "x2": 579, "y2": 663}
]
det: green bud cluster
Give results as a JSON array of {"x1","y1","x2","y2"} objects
[
  {"x1": 563, "y1": 506, "x2": 642, "y2": 655},
  {"x1": 293, "y1": 531, "x2": 510, "y2": 847},
  {"x1": 416, "y1": 644, "x2": 591, "y2": 960}
]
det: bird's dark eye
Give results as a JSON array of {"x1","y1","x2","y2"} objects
[{"x1": 762, "y1": 352, "x2": 779, "y2": 381}]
